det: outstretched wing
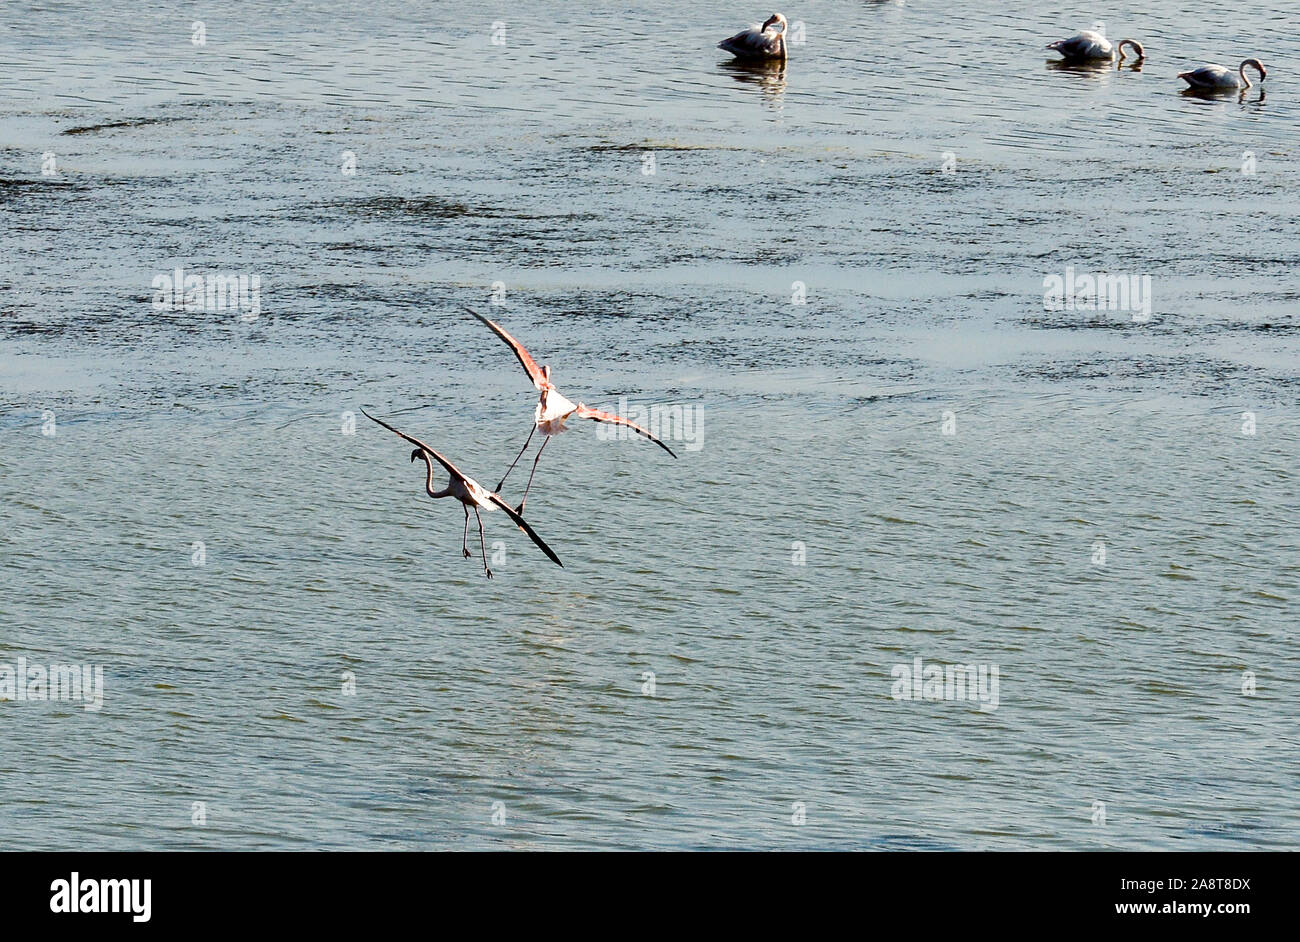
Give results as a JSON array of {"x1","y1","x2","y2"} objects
[
  {"x1": 361, "y1": 408, "x2": 469, "y2": 483},
  {"x1": 487, "y1": 493, "x2": 563, "y2": 567},
  {"x1": 464, "y1": 306, "x2": 550, "y2": 390},
  {"x1": 574, "y1": 404, "x2": 678, "y2": 458}
]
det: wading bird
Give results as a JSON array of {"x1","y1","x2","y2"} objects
[
  {"x1": 465, "y1": 307, "x2": 677, "y2": 516},
  {"x1": 361, "y1": 409, "x2": 562, "y2": 578},
  {"x1": 719, "y1": 13, "x2": 788, "y2": 62},
  {"x1": 1179, "y1": 58, "x2": 1266, "y2": 90},
  {"x1": 1047, "y1": 30, "x2": 1144, "y2": 62}
]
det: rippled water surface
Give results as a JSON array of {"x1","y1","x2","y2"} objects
[{"x1": 2, "y1": 1, "x2": 1298, "y2": 849}]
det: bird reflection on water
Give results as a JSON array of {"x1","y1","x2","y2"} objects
[
  {"x1": 1180, "y1": 86, "x2": 1265, "y2": 106},
  {"x1": 1045, "y1": 57, "x2": 1144, "y2": 77},
  {"x1": 719, "y1": 60, "x2": 787, "y2": 108}
]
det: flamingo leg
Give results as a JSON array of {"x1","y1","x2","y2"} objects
[
  {"x1": 462, "y1": 504, "x2": 471, "y2": 558},
  {"x1": 495, "y1": 424, "x2": 536, "y2": 493},
  {"x1": 516, "y1": 435, "x2": 550, "y2": 516},
  {"x1": 474, "y1": 506, "x2": 492, "y2": 578}
]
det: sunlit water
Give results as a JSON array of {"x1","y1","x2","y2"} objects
[{"x1": 1, "y1": 1, "x2": 1298, "y2": 849}]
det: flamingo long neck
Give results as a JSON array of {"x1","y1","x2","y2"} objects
[
  {"x1": 1118, "y1": 39, "x2": 1143, "y2": 61},
  {"x1": 1239, "y1": 61, "x2": 1252, "y2": 88},
  {"x1": 422, "y1": 454, "x2": 449, "y2": 498}
]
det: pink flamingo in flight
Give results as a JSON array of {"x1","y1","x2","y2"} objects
[
  {"x1": 362, "y1": 408, "x2": 562, "y2": 578},
  {"x1": 466, "y1": 307, "x2": 677, "y2": 515}
]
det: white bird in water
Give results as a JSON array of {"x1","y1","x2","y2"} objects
[
  {"x1": 718, "y1": 12, "x2": 788, "y2": 62},
  {"x1": 1047, "y1": 30, "x2": 1144, "y2": 62},
  {"x1": 465, "y1": 307, "x2": 678, "y2": 516},
  {"x1": 361, "y1": 409, "x2": 563, "y2": 579},
  {"x1": 1179, "y1": 58, "x2": 1266, "y2": 90}
]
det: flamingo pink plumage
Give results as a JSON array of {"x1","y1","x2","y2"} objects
[
  {"x1": 465, "y1": 306, "x2": 678, "y2": 516},
  {"x1": 362, "y1": 408, "x2": 562, "y2": 578}
]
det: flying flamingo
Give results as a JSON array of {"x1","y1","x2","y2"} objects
[
  {"x1": 719, "y1": 13, "x2": 788, "y2": 62},
  {"x1": 1047, "y1": 30, "x2": 1145, "y2": 62},
  {"x1": 1179, "y1": 58, "x2": 1266, "y2": 90},
  {"x1": 465, "y1": 306, "x2": 677, "y2": 516},
  {"x1": 361, "y1": 408, "x2": 562, "y2": 578}
]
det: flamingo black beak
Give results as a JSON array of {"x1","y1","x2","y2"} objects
[
  {"x1": 761, "y1": 14, "x2": 778, "y2": 31},
  {"x1": 410, "y1": 448, "x2": 422, "y2": 463}
]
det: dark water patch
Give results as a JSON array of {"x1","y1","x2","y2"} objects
[
  {"x1": 0, "y1": 177, "x2": 78, "y2": 192},
  {"x1": 871, "y1": 833, "x2": 963, "y2": 851},
  {"x1": 0, "y1": 317, "x2": 77, "y2": 337},
  {"x1": 589, "y1": 141, "x2": 730, "y2": 153},
  {"x1": 322, "y1": 195, "x2": 600, "y2": 224},
  {"x1": 1183, "y1": 820, "x2": 1268, "y2": 843},
  {"x1": 1021, "y1": 315, "x2": 1162, "y2": 330},
  {"x1": 331, "y1": 195, "x2": 476, "y2": 218},
  {"x1": 61, "y1": 116, "x2": 184, "y2": 135},
  {"x1": 1018, "y1": 356, "x2": 1267, "y2": 393},
  {"x1": 321, "y1": 241, "x2": 392, "y2": 253},
  {"x1": 1224, "y1": 321, "x2": 1300, "y2": 332}
]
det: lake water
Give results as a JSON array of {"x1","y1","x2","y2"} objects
[{"x1": 1, "y1": 0, "x2": 1297, "y2": 849}]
